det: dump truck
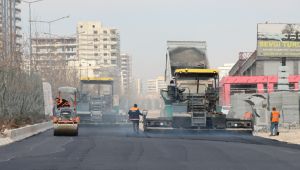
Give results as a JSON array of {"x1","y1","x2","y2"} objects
[
  {"x1": 53, "y1": 87, "x2": 80, "y2": 136},
  {"x1": 143, "y1": 41, "x2": 252, "y2": 131}
]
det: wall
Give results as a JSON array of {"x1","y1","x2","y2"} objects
[
  {"x1": 262, "y1": 60, "x2": 294, "y2": 76},
  {"x1": 228, "y1": 92, "x2": 300, "y2": 127}
]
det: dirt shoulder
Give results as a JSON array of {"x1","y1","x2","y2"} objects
[{"x1": 254, "y1": 128, "x2": 300, "y2": 145}]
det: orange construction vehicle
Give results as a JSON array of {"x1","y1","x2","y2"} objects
[{"x1": 52, "y1": 87, "x2": 80, "y2": 136}]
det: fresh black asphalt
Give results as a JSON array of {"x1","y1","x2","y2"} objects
[{"x1": 0, "y1": 124, "x2": 300, "y2": 170}]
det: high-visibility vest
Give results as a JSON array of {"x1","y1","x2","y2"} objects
[
  {"x1": 271, "y1": 111, "x2": 280, "y2": 122},
  {"x1": 130, "y1": 107, "x2": 139, "y2": 111},
  {"x1": 128, "y1": 107, "x2": 140, "y2": 120},
  {"x1": 243, "y1": 112, "x2": 253, "y2": 120}
]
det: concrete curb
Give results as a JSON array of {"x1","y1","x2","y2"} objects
[
  {"x1": 0, "y1": 121, "x2": 52, "y2": 146},
  {"x1": 0, "y1": 138, "x2": 13, "y2": 146}
]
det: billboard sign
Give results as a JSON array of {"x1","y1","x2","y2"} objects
[{"x1": 257, "y1": 23, "x2": 300, "y2": 57}]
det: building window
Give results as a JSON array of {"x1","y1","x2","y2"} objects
[
  {"x1": 111, "y1": 53, "x2": 116, "y2": 56},
  {"x1": 80, "y1": 25, "x2": 83, "y2": 28},
  {"x1": 111, "y1": 38, "x2": 117, "y2": 41},
  {"x1": 96, "y1": 60, "x2": 102, "y2": 65},
  {"x1": 104, "y1": 53, "x2": 108, "y2": 56},
  {"x1": 94, "y1": 53, "x2": 98, "y2": 56},
  {"x1": 92, "y1": 25, "x2": 95, "y2": 28},
  {"x1": 103, "y1": 38, "x2": 107, "y2": 41},
  {"x1": 94, "y1": 38, "x2": 98, "y2": 42},
  {"x1": 111, "y1": 60, "x2": 117, "y2": 64},
  {"x1": 94, "y1": 30, "x2": 98, "y2": 34},
  {"x1": 93, "y1": 70, "x2": 99, "y2": 74},
  {"x1": 94, "y1": 45, "x2": 98, "y2": 49},
  {"x1": 104, "y1": 59, "x2": 108, "y2": 64},
  {"x1": 104, "y1": 45, "x2": 107, "y2": 49},
  {"x1": 110, "y1": 30, "x2": 116, "y2": 34},
  {"x1": 103, "y1": 30, "x2": 107, "y2": 34}
]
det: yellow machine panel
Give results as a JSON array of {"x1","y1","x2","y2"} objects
[
  {"x1": 80, "y1": 77, "x2": 114, "y2": 84},
  {"x1": 175, "y1": 68, "x2": 219, "y2": 74}
]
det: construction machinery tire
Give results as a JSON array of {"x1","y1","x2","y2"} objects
[
  {"x1": 74, "y1": 128, "x2": 78, "y2": 136},
  {"x1": 53, "y1": 129, "x2": 58, "y2": 136}
]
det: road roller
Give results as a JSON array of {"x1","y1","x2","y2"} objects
[{"x1": 53, "y1": 87, "x2": 80, "y2": 136}]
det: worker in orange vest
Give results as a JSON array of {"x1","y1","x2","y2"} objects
[
  {"x1": 243, "y1": 112, "x2": 253, "y2": 120},
  {"x1": 270, "y1": 107, "x2": 280, "y2": 136},
  {"x1": 128, "y1": 104, "x2": 143, "y2": 133}
]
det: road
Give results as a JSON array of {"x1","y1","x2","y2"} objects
[{"x1": 0, "y1": 125, "x2": 300, "y2": 170}]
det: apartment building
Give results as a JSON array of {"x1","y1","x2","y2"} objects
[
  {"x1": 120, "y1": 53, "x2": 132, "y2": 95},
  {"x1": 31, "y1": 36, "x2": 76, "y2": 71},
  {"x1": 0, "y1": 0, "x2": 22, "y2": 60},
  {"x1": 217, "y1": 63, "x2": 235, "y2": 80},
  {"x1": 146, "y1": 76, "x2": 167, "y2": 94},
  {"x1": 76, "y1": 21, "x2": 120, "y2": 78}
]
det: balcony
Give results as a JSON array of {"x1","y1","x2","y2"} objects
[
  {"x1": 16, "y1": 34, "x2": 22, "y2": 38},
  {"x1": 15, "y1": 17, "x2": 21, "y2": 22},
  {"x1": 16, "y1": 25, "x2": 22, "y2": 30},
  {"x1": 15, "y1": 8, "x2": 21, "y2": 13}
]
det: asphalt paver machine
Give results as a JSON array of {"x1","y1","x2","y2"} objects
[
  {"x1": 143, "y1": 41, "x2": 252, "y2": 131},
  {"x1": 78, "y1": 77, "x2": 116, "y2": 123}
]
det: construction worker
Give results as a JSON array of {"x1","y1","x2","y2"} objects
[
  {"x1": 170, "y1": 79, "x2": 176, "y2": 87},
  {"x1": 270, "y1": 107, "x2": 280, "y2": 136},
  {"x1": 243, "y1": 111, "x2": 253, "y2": 120},
  {"x1": 128, "y1": 104, "x2": 143, "y2": 133},
  {"x1": 56, "y1": 98, "x2": 70, "y2": 108},
  {"x1": 55, "y1": 97, "x2": 62, "y2": 108}
]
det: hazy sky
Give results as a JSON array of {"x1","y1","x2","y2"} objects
[{"x1": 20, "y1": 0, "x2": 300, "y2": 80}]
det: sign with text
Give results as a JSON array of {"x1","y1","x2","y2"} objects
[{"x1": 257, "y1": 23, "x2": 300, "y2": 57}]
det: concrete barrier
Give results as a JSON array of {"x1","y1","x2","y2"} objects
[{"x1": 0, "y1": 121, "x2": 52, "y2": 146}]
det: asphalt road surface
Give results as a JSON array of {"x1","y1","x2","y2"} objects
[{"x1": 1, "y1": 124, "x2": 300, "y2": 170}]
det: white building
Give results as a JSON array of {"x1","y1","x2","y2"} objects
[
  {"x1": 32, "y1": 36, "x2": 77, "y2": 72},
  {"x1": 135, "y1": 78, "x2": 142, "y2": 95},
  {"x1": 147, "y1": 79, "x2": 157, "y2": 94},
  {"x1": 146, "y1": 76, "x2": 167, "y2": 94},
  {"x1": 76, "y1": 21, "x2": 120, "y2": 78},
  {"x1": 120, "y1": 53, "x2": 132, "y2": 95},
  {"x1": 218, "y1": 63, "x2": 235, "y2": 80}
]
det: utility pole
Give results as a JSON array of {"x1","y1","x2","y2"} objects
[
  {"x1": 23, "y1": 0, "x2": 44, "y2": 74},
  {"x1": 2, "y1": 0, "x2": 7, "y2": 60},
  {"x1": 31, "y1": 16, "x2": 70, "y2": 92},
  {"x1": 9, "y1": 0, "x2": 13, "y2": 65}
]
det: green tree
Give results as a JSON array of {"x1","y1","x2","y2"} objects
[{"x1": 282, "y1": 24, "x2": 295, "y2": 40}]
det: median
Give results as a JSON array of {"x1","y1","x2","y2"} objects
[{"x1": 0, "y1": 121, "x2": 52, "y2": 146}]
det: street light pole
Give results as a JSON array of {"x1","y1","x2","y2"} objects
[
  {"x1": 30, "y1": 15, "x2": 70, "y2": 38},
  {"x1": 31, "y1": 16, "x2": 70, "y2": 56},
  {"x1": 23, "y1": 0, "x2": 44, "y2": 75},
  {"x1": 30, "y1": 15, "x2": 70, "y2": 74}
]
